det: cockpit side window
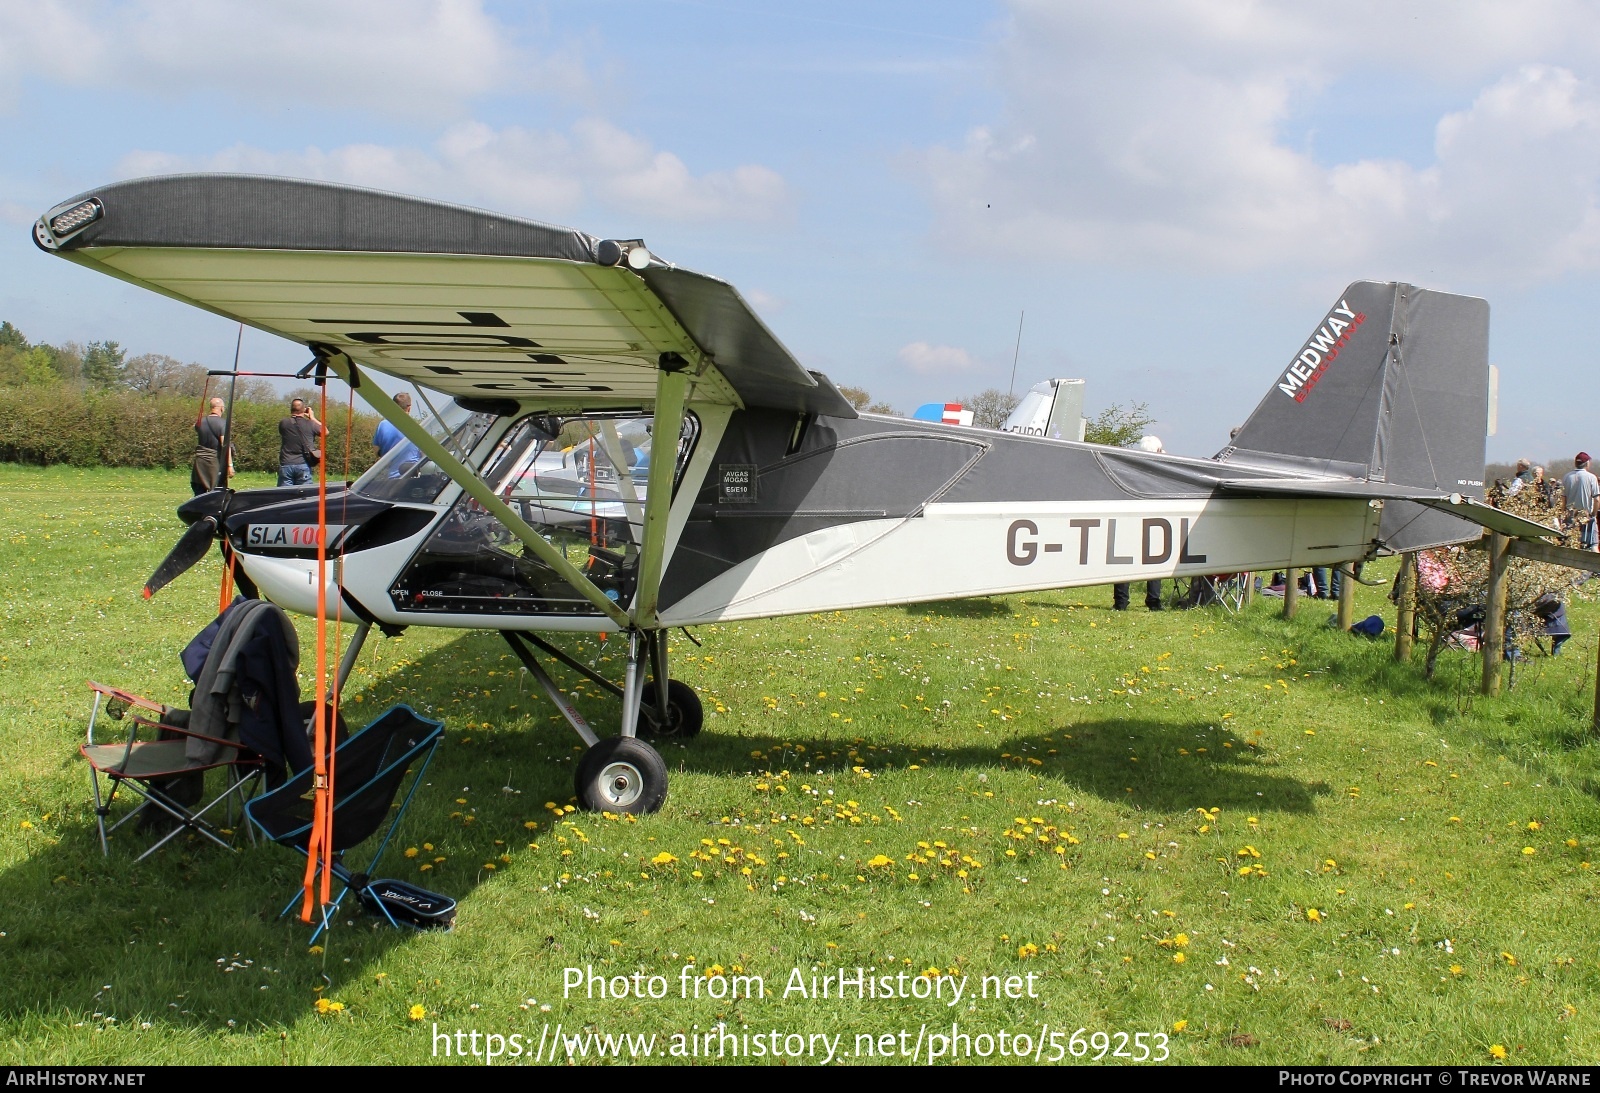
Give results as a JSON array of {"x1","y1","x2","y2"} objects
[
  {"x1": 350, "y1": 406, "x2": 497, "y2": 505},
  {"x1": 390, "y1": 410, "x2": 698, "y2": 616}
]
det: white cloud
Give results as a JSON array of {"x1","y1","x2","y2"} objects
[
  {"x1": 0, "y1": 0, "x2": 534, "y2": 119},
  {"x1": 114, "y1": 119, "x2": 790, "y2": 224},
  {"x1": 921, "y1": 2, "x2": 1600, "y2": 282},
  {"x1": 897, "y1": 341, "x2": 978, "y2": 375},
  {"x1": 746, "y1": 288, "x2": 785, "y2": 314}
]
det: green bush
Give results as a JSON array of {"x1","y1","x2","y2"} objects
[{"x1": 0, "y1": 383, "x2": 381, "y2": 474}]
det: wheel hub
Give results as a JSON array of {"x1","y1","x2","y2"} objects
[{"x1": 597, "y1": 760, "x2": 644, "y2": 808}]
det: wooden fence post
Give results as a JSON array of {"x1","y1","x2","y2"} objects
[
  {"x1": 1283, "y1": 568, "x2": 1300, "y2": 619},
  {"x1": 1394, "y1": 553, "x2": 1415, "y2": 662},
  {"x1": 1336, "y1": 563, "x2": 1355, "y2": 631},
  {"x1": 1481, "y1": 533, "x2": 1510, "y2": 696},
  {"x1": 1593, "y1": 631, "x2": 1600, "y2": 737}
]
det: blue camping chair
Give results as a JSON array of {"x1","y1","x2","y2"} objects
[{"x1": 246, "y1": 705, "x2": 448, "y2": 941}]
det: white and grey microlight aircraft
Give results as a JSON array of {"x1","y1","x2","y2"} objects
[{"x1": 34, "y1": 176, "x2": 1554, "y2": 814}]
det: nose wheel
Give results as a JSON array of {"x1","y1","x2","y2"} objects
[{"x1": 575, "y1": 736, "x2": 668, "y2": 814}]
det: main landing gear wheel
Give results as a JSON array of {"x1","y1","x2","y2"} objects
[
  {"x1": 640, "y1": 679, "x2": 704, "y2": 740},
  {"x1": 575, "y1": 736, "x2": 668, "y2": 814}
]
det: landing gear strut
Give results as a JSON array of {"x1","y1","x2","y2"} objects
[{"x1": 500, "y1": 627, "x2": 702, "y2": 814}]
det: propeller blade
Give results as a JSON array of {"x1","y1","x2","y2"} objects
[{"x1": 143, "y1": 517, "x2": 219, "y2": 599}]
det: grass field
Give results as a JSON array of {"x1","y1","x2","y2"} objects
[{"x1": 4, "y1": 464, "x2": 1599, "y2": 1066}]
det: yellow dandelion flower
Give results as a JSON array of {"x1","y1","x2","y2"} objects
[
  {"x1": 1306, "y1": 908, "x2": 1323, "y2": 922},
  {"x1": 1489, "y1": 1044, "x2": 1507, "y2": 1060},
  {"x1": 1522, "y1": 847, "x2": 1536, "y2": 856},
  {"x1": 1173, "y1": 1019, "x2": 1189, "y2": 1032},
  {"x1": 404, "y1": 847, "x2": 419, "y2": 859},
  {"x1": 866, "y1": 854, "x2": 893, "y2": 868},
  {"x1": 651, "y1": 852, "x2": 678, "y2": 865},
  {"x1": 409, "y1": 1004, "x2": 426, "y2": 1021},
  {"x1": 1172, "y1": 953, "x2": 1186, "y2": 964}
]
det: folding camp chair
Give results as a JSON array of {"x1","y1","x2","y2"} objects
[
  {"x1": 1166, "y1": 573, "x2": 1249, "y2": 613},
  {"x1": 82, "y1": 682, "x2": 266, "y2": 861},
  {"x1": 246, "y1": 705, "x2": 446, "y2": 942}
]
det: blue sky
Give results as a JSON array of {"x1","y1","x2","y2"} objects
[{"x1": 3, "y1": 0, "x2": 1599, "y2": 463}]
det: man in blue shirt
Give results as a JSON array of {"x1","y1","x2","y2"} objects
[
  {"x1": 1562, "y1": 452, "x2": 1600, "y2": 550},
  {"x1": 373, "y1": 392, "x2": 422, "y2": 475}
]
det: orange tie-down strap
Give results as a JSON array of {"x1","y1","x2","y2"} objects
[{"x1": 300, "y1": 382, "x2": 341, "y2": 921}]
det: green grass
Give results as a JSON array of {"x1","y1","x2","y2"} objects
[{"x1": 3, "y1": 464, "x2": 1600, "y2": 1066}]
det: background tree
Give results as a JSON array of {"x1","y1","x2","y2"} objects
[
  {"x1": 959, "y1": 388, "x2": 1021, "y2": 430},
  {"x1": 81, "y1": 340, "x2": 126, "y2": 388},
  {"x1": 836, "y1": 384, "x2": 897, "y2": 415},
  {"x1": 121, "y1": 354, "x2": 210, "y2": 398},
  {"x1": 1083, "y1": 401, "x2": 1155, "y2": 447}
]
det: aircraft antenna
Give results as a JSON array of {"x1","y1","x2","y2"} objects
[{"x1": 1007, "y1": 310, "x2": 1025, "y2": 398}]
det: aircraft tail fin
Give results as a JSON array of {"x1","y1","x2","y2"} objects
[{"x1": 1217, "y1": 281, "x2": 1491, "y2": 552}]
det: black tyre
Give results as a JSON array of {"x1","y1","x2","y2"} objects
[
  {"x1": 639, "y1": 678, "x2": 704, "y2": 740},
  {"x1": 574, "y1": 736, "x2": 668, "y2": 814}
]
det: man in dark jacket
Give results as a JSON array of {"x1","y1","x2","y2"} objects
[{"x1": 278, "y1": 398, "x2": 324, "y2": 486}]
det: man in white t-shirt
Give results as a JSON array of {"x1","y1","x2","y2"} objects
[{"x1": 1561, "y1": 452, "x2": 1599, "y2": 550}]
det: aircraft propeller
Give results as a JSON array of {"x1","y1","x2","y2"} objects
[{"x1": 143, "y1": 516, "x2": 221, "y2": 599}]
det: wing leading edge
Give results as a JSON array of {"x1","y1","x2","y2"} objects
[{"x1": 35, "y1": 174, "x2": 855, "y2": 418}]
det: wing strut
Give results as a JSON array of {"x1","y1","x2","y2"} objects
[
  {"x1": 634, "y1": 366, "x2": 689, "y2": 628},
  {"x1": 321, "y1": 351, "x2": 631, "y2": 629}
]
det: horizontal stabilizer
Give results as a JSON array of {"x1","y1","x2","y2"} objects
[{"x1": 1216, "y1": 478, "x2": 1556, "y2": 541}]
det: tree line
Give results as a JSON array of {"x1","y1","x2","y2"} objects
[
  {"x1": 0, "y1": 320, "x2": 380, "y2": 473},
  {"x1": 0, "y1": 319, "x2": 1152, "y2": 470}
]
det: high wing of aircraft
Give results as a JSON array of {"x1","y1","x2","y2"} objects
[{"x1": 33, "y1": 175, "x2": 1555, "y2": 813}]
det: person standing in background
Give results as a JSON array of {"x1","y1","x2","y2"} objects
[
  {"x1": 191, "y1": 396, "x2": 234, "y2": 495},
  {"x1": 1561, "y1": 452, "x2": 1599, "y2": 550},
  {"x1": 1506, "y1": 458, "x2": 1533, "y2": 496},
  {"x1": 372, "y1": 392, "x2": 412, "y2": 457},
  {"x1": 277, "y1": 397, "x2": 323, "y2": 487},
  {"x1": 372, "y1": 391, "x2": 422, "y2": 475}
]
